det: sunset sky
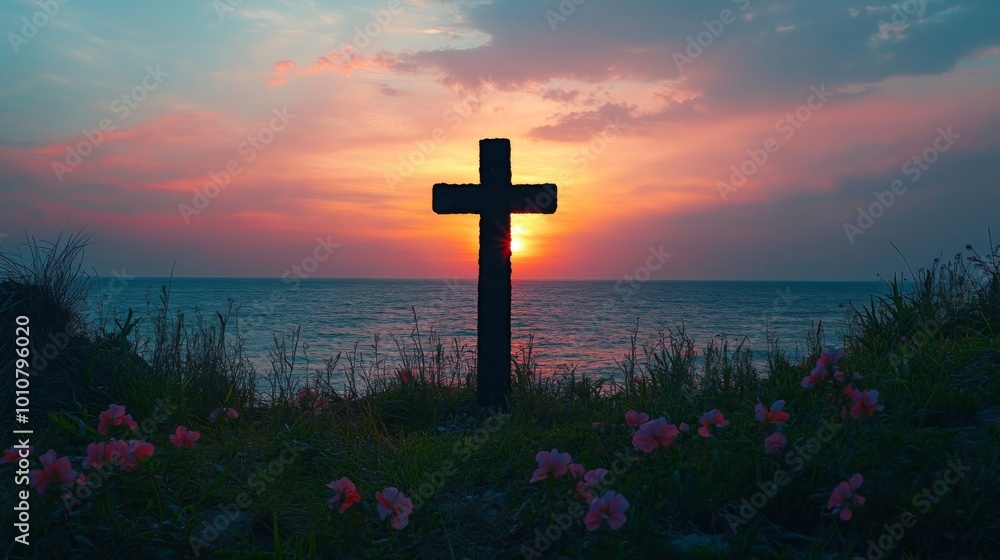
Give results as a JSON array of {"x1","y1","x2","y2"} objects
[{"x1": 1, "y1": 0, "x2": 998, "y2": 280}]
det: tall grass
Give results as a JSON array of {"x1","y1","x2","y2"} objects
[
  {"x1": 0, "y1": 230, "x2": 93, "y2": 330},
  {"x1": 0, "y1": 230, "x2": 105, "y2": 420}
]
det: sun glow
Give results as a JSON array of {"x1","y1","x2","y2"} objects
[
  {"x1": 510, "y1": 223, "x2": 527, "y2": 255},
  {"x1": 510, "y1": 236, "x2": 524, "y2": 254}
]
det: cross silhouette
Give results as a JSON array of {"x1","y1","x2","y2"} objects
[{"x1": 433, "y1": 139, "x2": 557, "y2": 409}]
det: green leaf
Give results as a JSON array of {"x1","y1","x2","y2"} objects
[{"x1": 48, "y1": 411, "x2": 86, "y2": 435}]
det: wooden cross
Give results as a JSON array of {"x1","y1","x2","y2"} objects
[{"x1": 433, "y1": 139, "x2": 557, "y2": 409}]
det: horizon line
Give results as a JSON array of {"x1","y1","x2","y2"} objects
[{"x1": 106, "y1": 276, "x2": 891, "y2": 283}]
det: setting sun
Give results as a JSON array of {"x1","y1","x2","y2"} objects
[
  {"x1": 510, "y1": 224, "x2": 527, "y2": 255},
  {"x1": 510, "y1": 236, "x2": 524, "y2": 254}
]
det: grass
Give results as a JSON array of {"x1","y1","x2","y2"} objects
[{"x1": 1, "y1": 233, "x2": 999, "y2": 560}]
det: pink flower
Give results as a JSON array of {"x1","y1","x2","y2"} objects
[
  {"x1": 295, "y1": 388, "x2": 330, "y2": 414},
  {"x1": 591, "y1": 421, "x2": 606, "y2": 434},
  {"x1": 295, "y1": 388, "x2": 330, "y2": 411},
  {"x1": 573, "y1": 468, "x2": 609, "y2": 502},
  {"x1": 126, "y1": 440, "x2": 155, "y2": 467},
  {"x1": 82, "y1": 442, "x2": 106, "y2": 469},
  {"x1": 849, "y1": 389, "x2": 884, "y2": 419},
  {"x1": 801, "y1": 368, "x2": 827, "y2": 388},
  {"x1": 1, "y1": 445, "x2": 32, "y2": 464},
  {"x1": 296, "y1": 387, "x2": 317, "y2": 403},
  {"x1": 95, "y1": 438, "x2": 149, "y2": 471},
  {"x1": 584, "y1": 490, "x2": 630, "y2": 531},
  {"x1": 105, "y1": 438, "x2": 125, "y2": 462},
  {"x1": 679, "y1": 422, "x2": 690, "y2": 432},
  {"x1": 568, "y1": 463, "x2": 586, "y2": 478},
  {"x1": 104, "y1": 438, "x2": 134, "y2": 469},
  {"x1": 530, "y1": 448, "x2": 572, "y2": 483},
  {"x1": 632, "y1": 417, "x2": 679, "y2": 453},
  {"x1": 209, "y1": 407, "x2": 239, "y2": 422},
  {"x1": 625, "y1": 410, "x2": 650, "y2": 428},
  {"x1": 28, "y1": 449, "x2": 76, "y2": 495},
  {"x1": 375, "y1": 487, "x2": 413, "y2": 530},
  {"x1": 697, "y1": 409, "x2": 730, "y2": 438},
  {"x1": 574, "y1": 481, "x2": 595, "y2": 502},
  {"x1": 326, "y1": 477, "x2": 361, "y2": 514},
  {"x1": 764, "y1": 432, "x2": 787, "y2": 455},
  {"x1": 816, "y1": 348, "x2": 845, "y2": 368},
  {"x1": 834, "y1": 370, "x2": 862, "y2": 383},
  {"x1": 754, "y1": 400, "x2": 790, "y2": 427},
  {"x1": 169, "y1": 426, "x2": 200, "y2": 449},
  {"x1": 61, "y1": 472, "x2": 88, "y2": 505},
  {"x1": 98, "y1": 404, "x2": 137, "y2": 436},
  {"x1": 584, "y1": 468, "x2": 608, "y2": 487},
  {"x1": 803, "y1": 348, "x2": 848, "y2": 388},
  {"x1": 828, "y1": 473, "x2": 865, "y2": 521}
]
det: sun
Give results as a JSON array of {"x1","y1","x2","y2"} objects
[
  {"x1": 510, "y1": 223, "x2": 528, "y2": 255},
  {"x1": 510, "y1": 236, "x2": 524, "y2": 254}
]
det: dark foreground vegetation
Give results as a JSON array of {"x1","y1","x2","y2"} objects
[{"x1": 1, "y1": 231, "x2": 998, "y2": 559}]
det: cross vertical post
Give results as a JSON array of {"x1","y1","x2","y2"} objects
[{"x1": 432, "y1": 139, "x2": 557, "y2": 409}]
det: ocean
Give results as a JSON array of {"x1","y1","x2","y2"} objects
[{"x1": 84, "y1": 278, "x2": 889, "y2": 380}]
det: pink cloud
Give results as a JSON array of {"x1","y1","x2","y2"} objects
[{"x1": 267, "y1": 47, "x2": 415, "y2": 86}]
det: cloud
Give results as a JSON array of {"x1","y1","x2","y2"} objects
[
  {"x1": 270, "y1": 1, "x2": 1000, "y2": 145},
  {"x1": 377, "y1": 82, "x2": 407, "y2": 97},
  {"x1": 527, "y1": 94, "x2": 707, "y2": 142},
  {"x1": 267, "y1": 47, "x2": 418, "y2": 86},
  {"x1": 395, "y1": 1, "x2": 1000, "y2": 108},
  {"x1": 540, "y1": 88, "x2": 580, "y2": 103},
  {"x1": 527, "y1": 102, "x2": 636, "y2": 142}
]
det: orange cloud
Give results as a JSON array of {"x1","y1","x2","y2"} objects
[{"x1": 267, "y1": 47, "x2": 411, "y2": 86}]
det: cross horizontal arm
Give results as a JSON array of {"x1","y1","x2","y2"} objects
[
  {"x1": 510, "y1": 184, "x2": 557, "y2": 214},
  {"x1": 432, "y1": 183, "x2": 482, "y2": 214}
]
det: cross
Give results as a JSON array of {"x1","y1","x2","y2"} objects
[{"x1": 433, "y1": 139, "x2": 557, "y2": 410}]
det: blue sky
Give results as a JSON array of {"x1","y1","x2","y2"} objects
[{"x1": 1, "y1": 0, "x2": 999, "y2": 280}]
